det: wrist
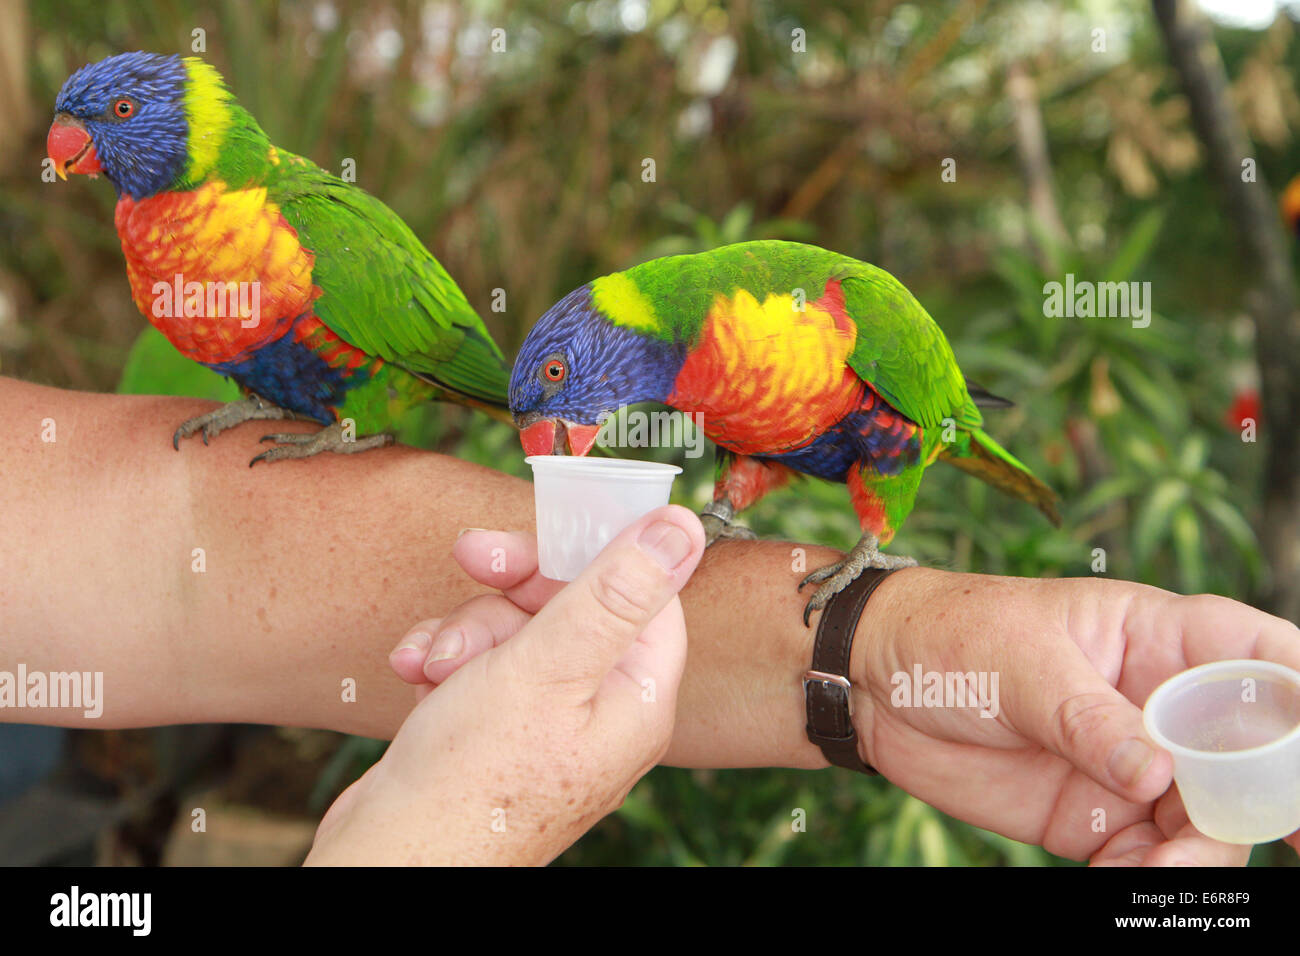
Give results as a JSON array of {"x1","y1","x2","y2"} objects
[
  {"x1": 308, "y1": 780, "x2": 582, "y2": 866},
  {"x1": 846, "y1": 565, "x2": 948, "y2": 772}
]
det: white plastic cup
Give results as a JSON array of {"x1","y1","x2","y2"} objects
[
  {"x1": 1142, "y1": 659, "x2": 1300, "y2": 844},
  {"x1": 526, "y1": 456, "x2": 683, "y2": 581}
]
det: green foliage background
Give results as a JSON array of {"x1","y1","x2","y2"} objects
[{"x1": 3, "y1": 0, "x2": 1295, "y2": 865}]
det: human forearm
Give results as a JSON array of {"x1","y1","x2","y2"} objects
[
  {"x1": 0, "y1": 379, "x2": 830, "y2": 768},
  {"x1": 1, "y1": 378, "x2": 527, "y2": 735}
]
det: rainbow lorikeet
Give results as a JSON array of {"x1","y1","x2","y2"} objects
[
  {"x1": 510, "y1": 240, "x2": 1061, "y2": 620},
  {"x1": 47, "y1": 52, "x2": 510, "y2": 464}
]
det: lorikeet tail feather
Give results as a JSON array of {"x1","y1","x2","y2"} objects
[
  {"x1": 403, "y1": 328, "x2": 514, "y2": 424},
  {"x1": 417, "y1": 380, "x2": 514, "y2": 425},
  {"x1": 966, "y1": 381, "x2": 1014, "y2": 409},
  {"x1": 456, "y1": 394, "x2": 514, "y2": 425},
  {"x1": 940, "y1": 429, "x2": 1061, "y2": 526}
]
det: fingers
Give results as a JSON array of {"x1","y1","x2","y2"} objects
[
  {"x1": 389, "y1": 596, "x2": 534, "y2": 685},
  {"x1": 452, "y1": 529, "x2": 564, "y2": 613},
  {"x1": 1008, "y1": 641, "x2": 1173, "y2": 804},
  {"x1": 389, "y1": 621, "x2": 439, "y2": 684},
  {"x1": 1174, "y1": 593, "x2": 1300, "y2": 673},
  {"x1": 1089, "y1": 821, "x2": 1168, "y2": 866},
  {"x1": 420, "y1": 595, "x2": 533, "y2": 683},
  {"x1": 595, "y1": 594, "x2": 689, "y2": 758},
  {"x1": 1090, "y1": 821, "x2": 1252, "y2": 867},
  {"x1": 1139, "y1": 822, "x2": 1252, "y2": 867},
  {"x1": 392, "y1": 509, "x2": 705, "y2": 697},
  {"x1": 1149, "y1": 787, "x2": 1254, "y2": 866},
  {"x1": 512, "y1": 505, "x2": 705, "y2": 696},
  {"x1": 1091, "y1": 786, "x2": 1254, "y2": 866}
]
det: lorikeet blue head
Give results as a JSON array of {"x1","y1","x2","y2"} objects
[
  {"x1": 510, "y1": 284, "x2": 685, "y2": 455},
  {"x1": 48, "y1": 52, "x2": 203, "y2": 200}
]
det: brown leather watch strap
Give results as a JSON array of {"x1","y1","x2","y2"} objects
[{"x1": 804, "y1": 568, "x2": 897, "y2": 775}]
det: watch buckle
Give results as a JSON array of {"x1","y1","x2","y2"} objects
[{"x1": 802, "y1": 669, "x2": 853, "y2": 717}]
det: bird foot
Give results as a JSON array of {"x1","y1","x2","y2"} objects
[
  {"x1": 250, "y1": 422, "x2": 394, "y2": 467},
  {"x1": 700, "y1": 499, "x2": 756, "y2": 547},
  {"x1": 701, "y1": 513, "x2": 757, "y2": 546},
  {"x1": 798, "y1": 535, "x2": 917, "y2": 626},
  {"x1": 173, "y1": 396, "x2": 295, "y2": 449}
]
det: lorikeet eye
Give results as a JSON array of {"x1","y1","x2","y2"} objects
[
  {"x1": 112, "y1": 98, "x2": 135, "y2": 119},
  {"x1": 541, "y1": 357, "x2": 566, "y2": 383}
]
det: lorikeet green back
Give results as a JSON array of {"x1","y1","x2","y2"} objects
[
  {"x1": 48, "y1": 52, "x2": 509, "y2": 450},
  {"x1": 510, "y1": 240, "x2": 1059, "y2": 597}
]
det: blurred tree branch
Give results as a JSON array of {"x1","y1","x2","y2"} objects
[
  {"x1": 0, "y1": 1, "x2": 30, "y2": 177},
  {"x1": 1006, "y1": 60, "x2": 1069, "y2": 259},
  {"x1": 1153, "y1": 0, "x2": 1300, "y2": 621}
]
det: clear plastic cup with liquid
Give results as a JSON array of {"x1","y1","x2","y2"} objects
[
  {"x1": 526, "y1": 456, "x2": 683, "y2": 581},
  {"x1": 1142, "y1": 659, "x2": 1300, "y2": 844}
]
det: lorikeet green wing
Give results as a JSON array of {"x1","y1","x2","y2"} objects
[
  {"x1": 269, "y1": 162, "x2": 511, "y2": 409},
  {"x1": 835, "y1": 263, "x2": 982, "y2": 431}
]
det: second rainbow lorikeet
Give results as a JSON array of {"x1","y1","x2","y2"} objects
[
  {"x1": 510, "y1": 240, "x2": 1061, "y2": 621},
  {"x1": 47, "y1": 52, "x2": 510, "y2": 464}
]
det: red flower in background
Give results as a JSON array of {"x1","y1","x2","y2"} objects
[{"x1": 1225, "y1": 389, "x2": 1261, "y2": 430}]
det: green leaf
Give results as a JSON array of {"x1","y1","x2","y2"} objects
[
  {"x1": 718, "y1": 202, "x2": 754, "y2": 244},
  {"x1": 1123, "y1": 432, "x2": 1167, "y2": 474},
  {"x1": 917, "y1": 811, "x2": 950, "y2": 867},
  {"x1": 1177, "y1": 434, "x2": 1209, "y2": 474},
  {"x1": 1074, "y1": 474, "x2": 1144, "y2": 516},
  {"x1": 117, "y1": 327, "x2": 241, "y2": 402},
  {"x1": 1171, "y1": 504, "x2": 1204, "y2": 594},
  {"x1": 1109, "y1": 357, "x2": 1187, "y2": 434},
  {"x1": 1102, "y1": 209, "x2": 1165, "y2": 284},
  {"x1": 1134, "y1": 478, "x2": 1187, "y2": 564},
  {"x1": 990, "y1": 245, "x2": 1040, "y2": 286},
  {"x1": 888, "y1": 795, "x2": 926, "y2": 865},
  {"x1": 1024, "y1": 216, "x2": 1069, "y2": 275},
  {"x1": 742, "y1": 807, "x2": 800, "y2": 866},
  {"x1": 1198, "y1": 495, "x2": 1264, "y2": 582}
]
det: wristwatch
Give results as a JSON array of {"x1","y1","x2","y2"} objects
[{"x1": 803, "y1": 568, "x2": 897, "y2": 775}]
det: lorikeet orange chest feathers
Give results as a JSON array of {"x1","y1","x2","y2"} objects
[
  {"x1": 49, "y1": 52, "x2": 511, "y2": 464},
  {"x1": 511, "y1": 240, "x2": 1060, "y2": 620}
]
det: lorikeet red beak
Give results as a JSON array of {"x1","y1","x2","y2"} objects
[
  {"x1": 46, "y1": 115, "x2": 103, "y2": 180},
  {"x1": 519, "y1": 418, "x2": 601, "y2": 457}
]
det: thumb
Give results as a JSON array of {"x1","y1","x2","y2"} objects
[
  {"x1": 1011, "y1": 646, "x2": 1174, "y2": 802},
  {"x1": 511, "y1": 505, "x2": 705, "y2": 694}
]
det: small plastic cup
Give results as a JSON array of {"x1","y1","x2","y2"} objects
[
  {"x1": 1142, "y1": 659, "x2": 1300, "y2": 844},
  {"x1": 526, "y1": 456, "x2": 683, "y2": 581}
]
